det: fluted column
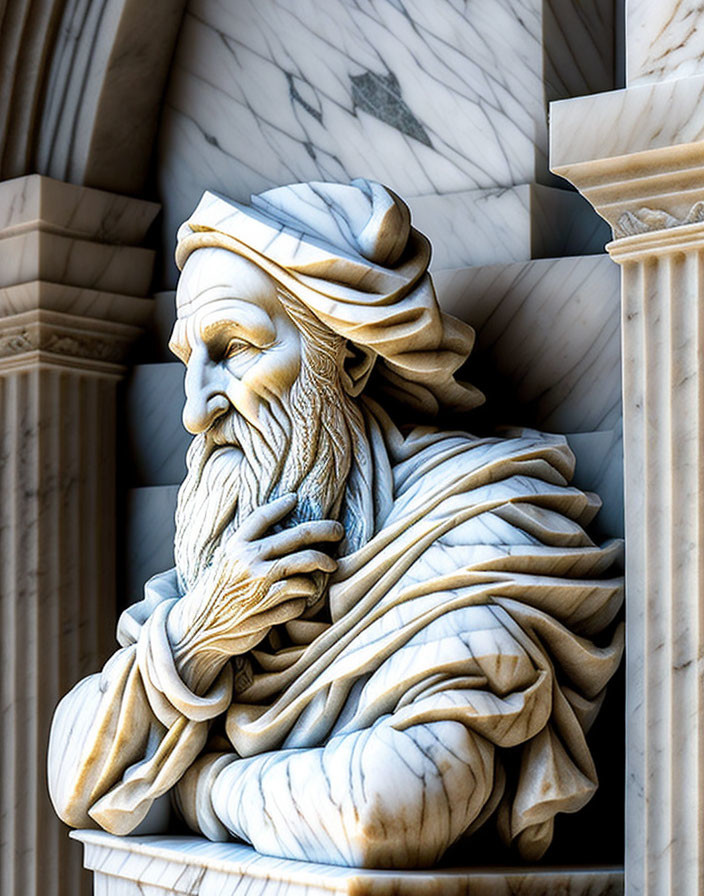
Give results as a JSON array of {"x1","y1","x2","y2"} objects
[
  {"x1": 0, "y1": 174, "x2": 158, "y2": 896},
  {"x1": 551, "y1": 71, "x2": 704, "y2": 896}
]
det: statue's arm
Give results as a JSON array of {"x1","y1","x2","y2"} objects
[
  {"x1": 178, "y1": 717, "x2": 495, "y2": 867},
  {"x1": 48, "y1": 498, "x2": 342, "y2": 835},
  {"x1": 47, "y1": 615, "x2": 231, "y2": 835}
]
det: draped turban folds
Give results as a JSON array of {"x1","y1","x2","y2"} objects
[{"x1": 176, "y1": 179, "x2": 484, "y2": 415}]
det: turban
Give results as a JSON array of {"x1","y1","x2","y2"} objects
[{"x1": 176, "y1": 178, "x2": 483, "y2": 415}]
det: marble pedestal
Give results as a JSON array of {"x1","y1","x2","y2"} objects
[{"x1": 74, "y1": 831, "x2": 624, "y2": 896}]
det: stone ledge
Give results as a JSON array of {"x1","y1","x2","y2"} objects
[{"x1": 73, "y1": 831, "x2": 624, "y2": 896}]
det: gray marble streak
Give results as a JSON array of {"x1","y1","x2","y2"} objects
[
  {"x1": 157, "y1": 0, "x2": 614, "y2": 275},
  {"x1": 75, "y1": 831, "x2": 624, "y2": 896},
  {"x1": 125, "y1": 486, "x2": 178, "y2": 605}
]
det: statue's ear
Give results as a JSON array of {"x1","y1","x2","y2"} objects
[{"x1": 340, "y1": 342, "x2": 376, "y2": 396}]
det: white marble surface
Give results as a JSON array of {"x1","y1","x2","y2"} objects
[
  {"x1": 626, "y1": 0, "x2": 704, "y2": 86},
  {"x1": 434, "y1": 255, "x2": 622, "y2": 433},
  {"x1": 0, "y1": 230, "x2": 154, "y2": 295},
  {"x1": 0, "y1": 174, "x2": 159, "y2": 242},
  {"x1": 157, "y1": 0, "x2": 614, "y2": 277},
  {"x1": 32, "y1": 0, "x2": 186, "y2": 194},
  {"x1": 75, "y1": 830, "x2": 624, "y2": 896},
  {"x1": 0, "y1": 282, "x2": 153, "y2": 328},
  {"x1": 551, "y1": 75, "x2": 704, "y2": 238},
  {"x1": 408, "y1": 185, "x2": 609, "y2": 271},
  {"x1": 550, "y1": 73, "x2": 704, "y2": 169}
]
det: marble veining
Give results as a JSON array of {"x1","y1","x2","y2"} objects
[
  {"x1": 49, "y1": 180, "x2": 623, "y2": 870},
  {"x1": 75, "y1": 830, "x2": 624, "y2": 896},
  {"x1": 157, "y1": 0, "x2": 614, "y2": 270},
  {"x1": 627, "y1": 0, "x2": 704, "y2": 86}
]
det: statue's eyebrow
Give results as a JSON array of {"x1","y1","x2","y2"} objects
[
  {"x1": 199, "y1": 300, "x2": 277, "y2": 351},
  {"x1": 200, "y1": 317, "x2": 274, "y2": 350},
  {"x1": 168, "y1": 318, "x2": 190, "y2": 363}
]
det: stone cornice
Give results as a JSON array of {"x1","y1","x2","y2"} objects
[{"x1": 0, "y1": 308, "x2": 143, "y2": 370}]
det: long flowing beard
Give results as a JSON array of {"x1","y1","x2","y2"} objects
[{"x1": 173, "y1": 361, "x2": 367, "y2": 595}]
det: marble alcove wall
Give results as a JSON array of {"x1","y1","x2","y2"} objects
[{"x1": 121, "y1": 0, "x2": 625, "y2": 867}]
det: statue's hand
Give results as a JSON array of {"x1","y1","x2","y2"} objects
[{"x1": 167, "y1": 494, "x2": 343, "y2": 694}]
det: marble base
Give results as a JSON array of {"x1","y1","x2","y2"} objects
[{"x1": 74, "y1": 831, "x2": 624, "y2": 896}]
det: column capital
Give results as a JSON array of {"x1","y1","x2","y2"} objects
[
  {"x1": 0, "y1": 174, "x2": 159, "y2": 372},
  {"x1": 550, "y1": 74, "x2": 704, "y2": 244}
]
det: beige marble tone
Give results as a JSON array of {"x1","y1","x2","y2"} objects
[
  {"x1": 0, "y1": 175, "x2": 158, "y2": 896},
  {"x1": 49, "y1": 180, "x2": 623, "y2": 870},
  {"x1": 74, "y1": 830, "x2": 625, "y2": 896},
  {"x1": 550, "y1": 75, "x2": 704, "y2": 237}
]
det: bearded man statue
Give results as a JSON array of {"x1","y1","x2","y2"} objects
[{"x1": 48, "y1": 179, "x2": 624, "y2": 869}]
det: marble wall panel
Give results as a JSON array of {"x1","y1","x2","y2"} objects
[
  {"x1": 408, "y1": 185, "x2": 609, "y2": 270},
  {"x1": 157, "y1": 0, "x2": 615, "y2": 282},
  {"x1": 567, "y1": 428, "x2": 624, "y2": 538},
  {"x1": 125, "y1": 486, "x2": 179, "y2": 605},
  {"x1": 626, "y1": 0, "x2": 704, "y2": 86},
  {"x1": 125, "y1": 363, "x2": 189, "y2": 486},
  {"x1": 434, "y1": 255, "x2": 622, "y2": 434}
]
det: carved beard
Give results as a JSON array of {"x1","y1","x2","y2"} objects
[{"x1": 173, "y1": 341, "x2": 369, "y2": 596}]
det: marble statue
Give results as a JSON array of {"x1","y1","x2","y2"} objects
[{"x1": 48, "y1": 179, "x2": 624, "y2": 869}]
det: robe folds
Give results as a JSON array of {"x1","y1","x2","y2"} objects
[{"x1": 48, "y1": 410, "x2": 623, "y2": 868}]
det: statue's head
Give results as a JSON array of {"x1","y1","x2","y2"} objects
[{"x1": 171, "y1": 179, "x2": 482, "y2": 594}]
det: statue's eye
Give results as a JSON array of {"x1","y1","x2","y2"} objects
[{"x1": 224, "y1": 338, "x2": 252, "y2": 359}]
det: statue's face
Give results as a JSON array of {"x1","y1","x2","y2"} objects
[
  {"x1": 170, "y1": 247, "x2": 304, "y2": 437},
  {"x1": 171, "y1": 247, "x2": 362, "y2": 591}
]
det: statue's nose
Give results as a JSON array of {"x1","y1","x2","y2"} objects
[{"x1": 182, "y1": 344, "x2": 230, "y2": 434}]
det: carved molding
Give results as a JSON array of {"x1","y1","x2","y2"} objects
[
  {"x1": 0, "y1": 310, "x2": 141, "y2": 366},
  {"x1": 614, "y1": 201, "x2": 704, "y2": 238}
]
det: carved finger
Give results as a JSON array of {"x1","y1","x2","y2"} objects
[
  {"x1": 258, "y1": 520, "x2": 344, "y2": 558},
  {"x1": 230, "y1": 598, "x2": 307, "y2": 635},
  {"x1": 238, "y1": 493, "x2": 297, "y2": 541},
  {"x1": 271, "y1": 549, "x2": 337, "y2": 578}
]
